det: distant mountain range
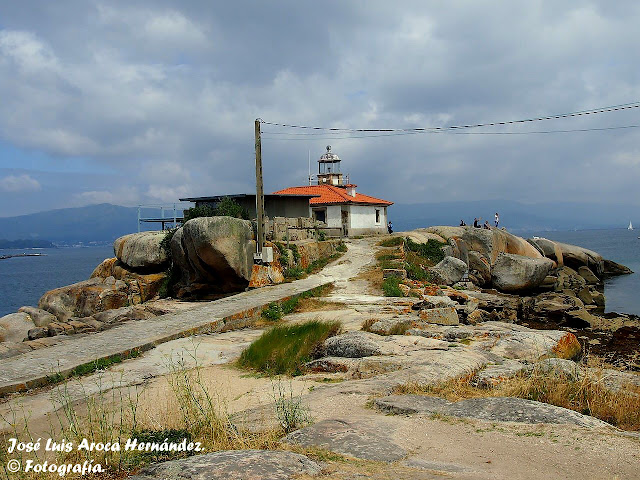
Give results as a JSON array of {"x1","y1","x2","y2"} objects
[
  {"x1": 0, "y1": 203, "x2": 141, "y2": 244},
  {"x1": 0, "y1": 201, "x2": 636, "y2": 244},
  {"x1": 0, "y1": 239, "x2": 55, "y2": 249}
]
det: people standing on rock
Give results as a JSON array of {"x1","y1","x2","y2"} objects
[
  {"x1": 460, "y1": 220, "x2": 466, "y2": 226},
  {"x1": 473, "y1": 218, "x2": 480, "y2": 228},
  {"x1": 495, "y1": 212, "x2": 500, "y2": 228},
  {"x1": 387, "y1": 221, "x2": 393, "y2": 234},
  {"x1": 483, "y1": 220, "x2": 491, "y2": 229}
]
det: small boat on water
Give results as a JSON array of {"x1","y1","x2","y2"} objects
[{"x1": 629, "y1": 221, "x2": 634, "y2": 230}]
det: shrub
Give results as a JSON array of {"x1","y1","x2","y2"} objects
[
  {"x1": 382, "y1": 276, "x2": 404, "y2": 297},
  {"x1": 262, "y1": 302, "x2": 284, "y2": 322},
  {"x1": 404, "y1": 237, "x2": 446, "y2": 264},
  {"x1": 183, "y1": 197, "x2": 249, "y2": 222},
  {"x1": 336, "y1": 242, "x2": 347, "y2": 252},
  {"x1": 238, "y1": 321, "x2": 341, "y2": 376},
  {"x1": 284, "y1": 267, "x2": 305, "y2": 280},
  {"x1": 317, "y1": 229, "x2": 327, "y2": 241},
  {"x1": 379, "y1": 237, "x2": 404, "y2": 247}
]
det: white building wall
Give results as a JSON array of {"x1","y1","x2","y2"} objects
[
  {"x1": 325, "y1": 205, "x2": 343, "y2": 228},
  {"x1": 348, "y1": 205, "x2": 387, "y2": 235}
]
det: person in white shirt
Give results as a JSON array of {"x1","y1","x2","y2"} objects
[{"x1": 494, "y1": 212, "x2": 500, "y2": 228}]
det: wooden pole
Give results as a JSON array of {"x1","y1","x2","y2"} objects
[{"x1": 255, "y1": 119, "x2": 265, "y2": 255}]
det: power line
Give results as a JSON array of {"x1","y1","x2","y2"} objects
[
  {"x1": 260, "y1": 101, "x2": 640, "y2": 133},
  {"x1": 261, "y1": 124, "x2": 640, "y2": 140}
]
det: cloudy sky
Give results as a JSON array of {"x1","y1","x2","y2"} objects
[{"x1": 1, "y1": 1, "x2": 639, "y2": 217}]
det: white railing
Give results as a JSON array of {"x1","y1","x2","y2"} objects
[{"x1": 137, "y1": 203, "x2": 192, "y2": 232}]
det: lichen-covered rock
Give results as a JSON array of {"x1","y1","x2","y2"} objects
[
  {"x1": 17, "y1": 306, "x2": 56, "y2": 327},
  {"x1": 467, "y1": 251, "x2": 491, "y2": 286},
  {"x1": 322, "y1": 331, "x2": 383, "y2": 358},
  {"x1": 428, "y1": 256, "x2": 467, "y2": 285},
  {"x1": 527, "y1": 237, "x2": 564, "y2": 265},
  {"x1": 129, "y1": 450, "x2": 321, "y2": 480},
  {"x1": 91, "y1": 258, "x2": 166, "y2": 303},
  {"x1": 578, "y1": 266, "x2": 600, "y2": 285},
  {"x1": 0, "y1": 312, "x2": 35, "y2": 342},
  {"x1": 38, "y1": 277, "x2": 129, "y2": 322},
  {"x1": 554, "y1": 241, "x2": 604, "y2": 277},
  {"x1": 179, "y1": 216, "x2": 255, "y2": 293},
  {"x1": 114, "y1": 231, "x2": 168, "y2": 269},
  {"x1": 425, "y1": 226, "x2": 543, "y2": 264},
  {"x1": 491, "y1": 253, "x2": 554, "y2": 292},
  {"x1": 418, "y1": 306, "x2": 460, "y2": 325}
]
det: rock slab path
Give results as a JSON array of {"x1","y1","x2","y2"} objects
[{"x1": 0, "y1": 239, "x2": 375, "y2": 396}]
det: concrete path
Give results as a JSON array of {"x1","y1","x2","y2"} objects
[{"x1": 0, "y1": 238, "x2": 376, "y2": 397}]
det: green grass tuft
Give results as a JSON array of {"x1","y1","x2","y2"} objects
[
  {"x1": 404, "y1": 237, "x2": 446, "y2": 264},
  {"x1": 238, "y1": 321, "x2": 341, "y2": 376},
  {"x1": 379, "y1": 237, "x2": 404, "y2": 247},
  {"x1": 382, "y1": 276, "x2": 404, "y2": 297}
]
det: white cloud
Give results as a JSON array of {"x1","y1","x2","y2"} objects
[{"x1": 0, "y1": 174, "x2": 41, "y2": 192}]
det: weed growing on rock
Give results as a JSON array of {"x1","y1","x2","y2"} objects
[
  {"x1": 382, "y1": 276, "x2": 404, "y2": 297},
  {"x1": 238, "y1": 320, "x2": 342, "y2": 376},
  {"x1": 379, "y1": 237, "x2": 404, "y2": 247},
  {"x1": 272, "y1": 379, "x2": 312, "y2": 433},
  {"x1": 404, "y1": 237, "x2": 446, "y2": 264}
]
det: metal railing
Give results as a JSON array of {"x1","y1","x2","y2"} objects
[{"x1": 137, "y1": 203, "x2": 192, "y2": 232}]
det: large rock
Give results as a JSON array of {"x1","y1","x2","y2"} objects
[
  {"x1": 130, "y1": 450, "x2": 321, "y2": 480},
  {"x1": 91, "y1": 257, "x2": 166, "y2": 303},
  {"x1": 179, "y1": 216, "x2": 255, "y2": 293},
  {"x1": 491, "y1": 253, "x2": 554, "y2": 292},
  {"x1": 373, "y1": 395, "x2": 608, "y2": 428},
  {"x1": 418, "y1": 306, "x2": 460, "y2": 325},
  {"x1": 425, "y1": 226, "x2": 543, "y2": 264},
  {"x1": 17, "y1": 306, "x2": 56, "y2": 327},
  {"x1": 114, "y1": 231, "x2": 168, "y2": 270},
  {"x1": 0, "y1": 312, "x2": 35, "y2": 342},
  {"x1": 38, "y1": 277, "x2": 129, "y2": 322},
  {"x1": 604, "y1": 259, "x2": 633, "y2": 276},
  {"x1": 322, "y1": 331, "x2": 383, "y2": 358},
  {"x1": 467, "y1": 251, "x2": 491, "y2": 286},
  {"x1": 428, "y1": 256, "x2": 467, "y2": 285},
  {"x1": 527, "y1": 237, "x2": 564, "y2": 265},
  {"x1": 554, "y1": 241, "x2": 604, "y2": 277}
]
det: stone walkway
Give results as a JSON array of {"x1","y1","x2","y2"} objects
[{"x1": 0, "y1": 239, "x2": 375, "y2": 396}]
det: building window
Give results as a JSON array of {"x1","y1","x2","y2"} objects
[
  {"x1": 314, "y1": 209, "x2": 326, "y2": 223},
  {"x1": 375, "y1": 209, "x2": 380, "y2": 223}
]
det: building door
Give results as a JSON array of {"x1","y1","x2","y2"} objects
[{"x1": 341, "y1": 208, "x2": 349, "y2": 236}]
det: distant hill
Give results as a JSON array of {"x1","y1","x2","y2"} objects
[
  {"x1": 0, "y1": 204, "x2": 143, "y2": 244},
  {"x1": 0, "y1": 239, "x2": 55, "y2": 249},
  {"x1": 389, "y1": 200, "x2": 640, "y2": 233}
]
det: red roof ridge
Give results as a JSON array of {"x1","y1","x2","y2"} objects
[{"x1": 273, "y1": 184, "x2": 393, "y2": 206}]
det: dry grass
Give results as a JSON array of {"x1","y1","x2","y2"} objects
[
  {"x1": 0, "y1": 351, "x2": 307, "y2": 479},
  {"x1": 393, "y1": 358, "x2": 640, "y2": 431}
]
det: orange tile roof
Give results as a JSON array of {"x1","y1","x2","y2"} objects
[{"x1": 273, "y1": 185, "x2": 393, "y2": 206}]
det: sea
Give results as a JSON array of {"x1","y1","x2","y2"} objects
[
  {"x1": 0, "y1": 246, "x2": 113, "y2": 317},
  {"x1": 0, "y1": 229, "x2": 639, "y2": 317}
]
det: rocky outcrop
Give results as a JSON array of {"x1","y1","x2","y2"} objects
[
  {"x1": 38, "y1": 277, "x2": 129, "y2": 322},
  {"x1": 0, "y1": 312, "x2": 35, "y2": 342},
  {"x1": 17, "y1": 306, "x2": 56, "y2": 327},
  {"x1": 130, "y1": 450, "x2": 321, "y2": 480},
  {"x1": 426, "y1": 226, "x2": 543, "y2": 264},
  {"x1": 491, "y1": 253, "x2": 554, "y2": 292},
  {"x1": 428, "y1": 256, "x2": 467, "y2": 285},
  {"x1": 604, "y1": 259, "x2": 633, "y2": 276},
  {"x1": 322, "y1": 331, "x2": 383, "y2": 358},
  {"x1": 114, "y1": 231, "x2": 169, "y2": 269},
  {"x1": 91, "y1": 258, "x2": 166, "y2": 304},
  {"x1": 174, "y1": 216, "x2": 255, "y2": 294}
]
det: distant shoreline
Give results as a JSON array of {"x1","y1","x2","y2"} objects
[{"x1": 0, "y1": 253, "x2": 47, "y2": 260}]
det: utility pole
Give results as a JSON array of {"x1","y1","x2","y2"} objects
[{"x1": 254, "y1": 118, "x2": 265, "y2": 255}]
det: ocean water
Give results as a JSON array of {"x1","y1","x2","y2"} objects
[
  {"x1": 0, "y1": 246, "x2": 113, "y2": 317},
  {"x1": 526, "y1": 228, "x2": 640, "y2": 316}
]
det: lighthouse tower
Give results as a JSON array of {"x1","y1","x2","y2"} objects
[{"x1": 317, "y1": 145, "x2": 343, "y2": 186}]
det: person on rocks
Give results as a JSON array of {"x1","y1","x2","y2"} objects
[
  {"x1": 387, "y1": 221, "x2": 393, "y2": 234},
  {"x1": 483, "y1": 220, "x2": 491, "y2": 229},
  {"x1": 495, "y1": 212, "x2": 500, "y2": 228},
  {"x1": 460, "y1": 219, "x2": 466, "y2": 226},
  {"x1": 473, "y1": 218, "x2": 480, "y2": 228}
]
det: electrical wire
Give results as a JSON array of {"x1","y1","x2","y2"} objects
[{"x1": 259, "y1": 101, "x2": 640, "y2": 133}]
